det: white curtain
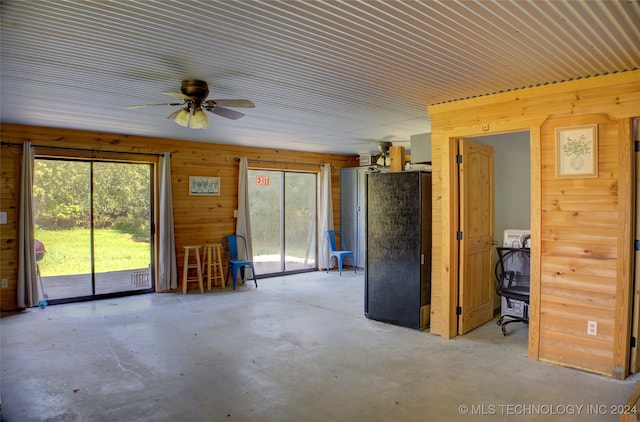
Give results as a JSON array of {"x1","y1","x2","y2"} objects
[
  {"x1": 17, "y1": 142, "x2": 38, "y2": 308},
  {"x1": 318, "y1": 163, "x2": 333, "y2": 270},
  {"x1": 236, "y1": 157, "x2": 253, "y2": 261},
  {"x1": 157, "y1": 153, "x2": 178, "y2": 291}
]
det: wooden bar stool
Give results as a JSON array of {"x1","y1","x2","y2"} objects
[
  {"x1": 202, "y1": 244, "x2": 225, "y2": 290},
  {"x1": 182, "y1": 245, "x2": 204, "y2": 294}
]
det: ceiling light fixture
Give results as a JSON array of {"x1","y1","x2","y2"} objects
[
  {"x1": 167, "y1": 80, "x2": 210, "y2": 129},
  {"x1": 376, "y1": 141, "x2": 392, "y2": 166},
  {"x1": 167, "y1": 107, "x2": 191, "y2": 127},
  {"x1": 190, "y1": 107, "x2": 209, "y2": 129},
  {"x1": 128, "y1": 80, "x2": 254, "y2": 129},
  {"x1": 167, "y1": 105, "x2": 210, "y2": 129}
]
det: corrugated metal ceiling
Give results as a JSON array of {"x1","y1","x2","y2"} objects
[{"x1": 1, "y1": 0, "x2": 639, "y2": 154}]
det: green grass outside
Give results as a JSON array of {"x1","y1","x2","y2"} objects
[{"x1": 34, "y1": 228, "x2": 151, "y2": 276}]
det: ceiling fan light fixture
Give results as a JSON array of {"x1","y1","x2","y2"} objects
[
  {"x1": 190, "y1": 107, "x2": 209, "y2": 129},
  {"x1": 167, "y1": 107, "x2": 191, "y2": 127},
  {"x1": 376, "y1": 140, "x2": 392, "y2": 166},
  {"x1": 378, "y1": 141, "x2": 392, "y2": 154},
  {"x1": 130, "y1": 80, "x2": 253, "y2": 129}
]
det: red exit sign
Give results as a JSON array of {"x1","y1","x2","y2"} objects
[{"x1": 256, "y1": 175, "x2": 270, "y2": 186}]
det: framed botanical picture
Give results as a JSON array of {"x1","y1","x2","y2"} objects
[
  {"x1": 555, "y1": 124, "x2": 598, "y2": 178},
  {"x1": 189, "y1": 176, "x2": 220, "y2": 196}
]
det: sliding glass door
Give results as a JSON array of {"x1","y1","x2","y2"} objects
[
  {"x1": 33, "y1": 159, "x2": 153, "y2": 303},
  {"x1": 248, "y1": 170, "x2": 317, "y2": 275}
]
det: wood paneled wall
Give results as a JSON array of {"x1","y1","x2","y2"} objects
[
  {"x1": 428, "y1": 71, "x2": 640, "y2": 378},
  {"x1": 0, "y1": 124, "x2": 358, "y2": 310},
  {"x1": 539, "y1": 114, "x2": 623, "y2": 376}
]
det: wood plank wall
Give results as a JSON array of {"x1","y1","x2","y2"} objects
[
  {"x1": 0, "y1": 124, "x2": 358, "y2": 310},
  {"x1": 428, "y1": 71, "x2": 640, "y2": 378},
  {"x1": 539, "y1": 114, "x2": 623, "y2": 376}
]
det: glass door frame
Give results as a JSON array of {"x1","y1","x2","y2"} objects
[
  {"x1": 248, "y1": 168, "x2": 318, "y2": 277},
  {"x1": 34, "y1": 157, "x2": 155, "y2": 305}
]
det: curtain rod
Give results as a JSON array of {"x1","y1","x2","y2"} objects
[
  {"x1": 0, "y1": 141, "x2": 165, "y2": 157},
  {"x1": 235, "y1": 157, "x2": 324, "y2": 167}
]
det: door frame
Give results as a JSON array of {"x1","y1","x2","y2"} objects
[
  {"x1": 631, "y1": 117, "x2": 640, "y2": 373},
  {"x1": 33, "y1": 156, "x2": 156, "y2": 304},
  {"x1": 247, "y1": 168, "x2": 318, "y2": 276},
  {"x1": 446, "y1": 127, "x2": 541, "y2": 359}
]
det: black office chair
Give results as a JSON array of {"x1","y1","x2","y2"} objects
[{"x1": 495, "y1": 247, "x2": 530, "y2": 336}]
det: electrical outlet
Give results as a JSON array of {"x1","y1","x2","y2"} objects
[
  {"x1": 587, "y1": 320, "x2": 598, "y2": 336},
  {"x1": 1, "y1": 279, "x2": 8, "y2": 288}
]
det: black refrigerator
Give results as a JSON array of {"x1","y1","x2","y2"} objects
[{"x1": 365, "y1": 171, "x2": 432, "y2": 330}]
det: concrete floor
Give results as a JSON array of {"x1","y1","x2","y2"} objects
[{"x1": 1, "y1": 270, "x2": 638, "y2": 422}]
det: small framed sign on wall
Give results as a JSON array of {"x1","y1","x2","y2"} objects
[
  {"x1": 555, "y1": 124, "x2": 598, "y2": 178},
  {"x1": 189, "y1": 176, "x2": 220, "y2": 196}
]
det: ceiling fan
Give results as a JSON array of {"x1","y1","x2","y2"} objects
[
  {"x1": 376, "y1": 141, "x2": 393, "y2": 166},
  {"x1": 127, "y1": 79, "x2": 254, "y2": 129}
]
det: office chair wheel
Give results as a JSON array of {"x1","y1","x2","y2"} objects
[
  {"x1": 501, "y1": 325, "x2": 507, "y2": 336},
  {"x1": 496, "y1": 316, "x2": 504, "y2": 326}
]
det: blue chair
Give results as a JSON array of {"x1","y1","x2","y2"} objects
[
  {"x1": 326, "y1": 230, "x2": 356, "y2": 276},
  {"x1": 221, "y1": 234, "x2": 257, "y2": 290}
]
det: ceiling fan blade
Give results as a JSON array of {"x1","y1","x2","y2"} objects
[
  {"x1": 162, "y1": 91, "x2": 193, "y2": 100},
  {"x1": 126, "y1": 102, "x2": 183, "y2": 109},
  {"x1": 206, "y1": 106, "x2": 245, "y2": 120},
  {"x1": 206, "y1": 99, "x2": 255, "y2": 108}
]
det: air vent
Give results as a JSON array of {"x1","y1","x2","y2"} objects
[{"x1": 359, "y1": 154, "x2": 372, "y2": 166}]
